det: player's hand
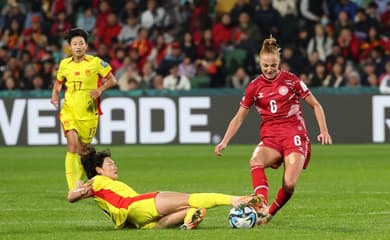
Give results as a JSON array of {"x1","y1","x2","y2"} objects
[
  {"x1": 82, "y1": 179, "x2": 94, "y2": 197},
  {"x1": 50, "y1": 96, "x2": 59, "y2": 109},
  {"x1": 317, "y1": 133, "x2": 332, "y2": 145},
  {"x1": 214, "y1": 143, "x2": 227, "y2": 156},
  {"x1": 90, "y1": 89, "x2": 102, "y2": 99}
]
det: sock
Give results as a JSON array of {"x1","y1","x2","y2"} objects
[
  {"x1": 65, "y1": 152, "x2": 84, "y2": 190},
  {"x1": 75, "y1": 154, "x2": 86, "y2": 181},
  {"x1": 251, "y1": 165, "x2": 269, "y2": 205},
  {"x1": 269, "y1": 187, "x2": 293, "y2": 216},
  {"x1": 188, "y1": 193, "x2": 232, "y2": 208}
]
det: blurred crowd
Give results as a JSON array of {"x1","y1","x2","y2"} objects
[{"x1": 0, "y1": 0, "x2": 390, "y2": 92}]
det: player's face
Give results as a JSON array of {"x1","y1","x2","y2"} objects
[
  {"x1": 260, "y1": 53, "x2": 280, "y2": 80},
  {"x1": 70, "y1": 36, "x2": 87, "y2": 60},
  {"x1": 98, "y1": 157, "x2": 119, "y2": 180}
]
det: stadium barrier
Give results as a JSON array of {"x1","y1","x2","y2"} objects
[{"x1": 0, "y1": 88, "x2": 388, "y2": 146}]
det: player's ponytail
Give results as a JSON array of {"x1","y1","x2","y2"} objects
[{"x1": 259, "y1": 35, "x2": 281, "y2": 58}]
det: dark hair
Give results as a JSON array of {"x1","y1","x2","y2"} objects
[
  {"x1": 81, "y1": 145, "x2": 111, "y2": 179},
  {"x1": 66, "y1": 28, "x2": 88, "y2": 44}
]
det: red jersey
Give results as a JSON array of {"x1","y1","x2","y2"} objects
[{"x1": 240, "y1": 70, "x2": 311, "y2": 138}]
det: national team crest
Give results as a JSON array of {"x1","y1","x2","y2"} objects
[
  {"x1": 100, "y1": 60, "x2": 108, "y2": 68},
  {"x1": 85, "y1": 69, "x2": 91, "y2": 76},
  {"x1": 278, "y1": 86, "x2": 288, "y2": 96}
]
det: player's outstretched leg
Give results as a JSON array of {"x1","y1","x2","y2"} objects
[
  {"x1": 231, "y1": 194, "x2": 264, "y2": 208},
  {"x1": 180, "y1": 208, "x2": 206, "y2": 230}
]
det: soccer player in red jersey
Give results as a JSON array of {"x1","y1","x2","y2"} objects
[
  {"x1": 214, "y1": 35, "x2": 332, "y2": 225},
  {"x1": 68, "y1": 146, "x2": 261, "y2": 230}
]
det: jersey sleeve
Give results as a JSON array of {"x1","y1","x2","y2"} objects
[
  {"x1": 96, "y1": 57, "x2": 112, "y2": 78},
  {"x1": 293, "y1": 74, "x2": 311, "y2": 99}
]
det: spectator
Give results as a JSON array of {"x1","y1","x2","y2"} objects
[
  {"x1": 359, "y1": 26, "x2": 386, "y2": 60},
  {"x1": 1, "y1": 18, "x2": 22, "y2": 51},
  {"x1": 345, "y1": 71, "x2": 361, "y2": 87},
  {"x1": 212, "y1": 13, "x2": 234, "y2": 51},
  {"x1": 252, "y1": 0, "x2": 281, "y2": 40},
  {"x1": 181, "y1": 32, "x2": 198, "y2": 62},
  {"x1": 379, "y1": 60, "x2": 390, "y2": 94},
  {"x1": 147, "y1": 33, "x2": 168, "y2": 69},
  {"x1": 353, "y1": 8, "x2": 380, "y2": 41},
  {"x1": 333, "y1": 10, "x2": 354, "y2": 39},
  {"x1": 360, "y1": 60, "x2": 378, "y2": 86},
  {"x1": 119, "y1": 0, "x2": 139, "y2": 24},
  {"x1": 273, "y1": 0, "x2": 300, "y2": 45},
  {"x1": 307, "y1": 23, "x2": 333, "y2": 62},
  {"x1": 3, "y1": 76, "x2": 17, "y2": 90},
  {"x1": 196, "y1": 28, "x2": 217, "y2": 59},
  {"x1": 336, "y1": 27, "x2": 360, "y2": 63},
  {"x1": 20, "y1": 63, "x2": 36, "y2": 89},
  {"x1": 127, "y1": 77, "x2": 139, "y2": 90},
  {"x1": 95, "y1": 0, "x2": 112, "y2": 31},
  {"x1": 95, "y1": 13, "x2": 121, "y2": 46},
  {"x1": 234, "y1": 11, "x2": 262, "y2": 43},
  {"x1": 117, "y1": 63, "x2": 141, "y2": 91},
  {"x1": 230, "y1": 0, "x2": 253, "y2": 26},
  {"x1": 110, "y1": 47, "x2": 126, "y2": 74},
  {"x1": 130, "y1": 27, "x2": 153, "y2": 72},
  {"x1": 299, "y1": 0, "x2": 329, "y2": 36},
  {"x1": 140, "y1": 0, "x2": 166, "y2": 30},
  {"x1": 323, "y1": 62, "x2": 347, "y2": 87},
  {"x1": 309, "y1": 61, "x2": 328, "y2": 87},
  {"x1": 158, "y1": 41, "x2": 184, "y2": 76},
  {"x1": 380, "y1": 2, "x2": 390, "y2": 37},
  {"x1": 199, "y1": 47, "x2": 225, "y2": 88},
  {"x1": 3, "y1": 2, "x2": 25, "y2": 32},
  {"x1": 50, "y1": 10, "x2": 72, "y2": 44},
  {"x1": 178, "y1": 56, "x2": 196, "y2": 79},
  {"x1": 163, "y1": 64, "x2": 191, "y2": 90},
  {"x1": 152, "y1": 74, "x2": 164, "y2": 90},
  {"x1": 329, "y1": 0, "x2": 358, "y2": 22},
  {"x1": 118, "y1": 15, "x2": 140, "y2": 46},
  {"x1": 31, "y1": 74, "x2": 44, "y2": 90},
  {"x1": 230, "y1": 67, "x2": 250, "y2": 89},
  {"x1": 139, "y1": 61, "x2": 156, "y2": 89},
  {"x1": 76, "y1": 7, "x2": 96, "y2": 34}
]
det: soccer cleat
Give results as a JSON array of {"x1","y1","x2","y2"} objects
[
  {"x1": 180, "y1": 208, "x2": 206, "y2": 230},
  {"x1": 231, "y1": 194, "x2": 264, "y2": 208}
]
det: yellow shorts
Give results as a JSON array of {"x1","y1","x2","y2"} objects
[
  {"x1": 60, "y1": 114, "x2": 98, "y2": 144},
  {"x1": 126, "y1": 192, "x2": 160, "y2": 229}
]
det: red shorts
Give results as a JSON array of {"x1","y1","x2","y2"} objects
[{"x1": 259, "y1": 134, "x2": 312, "y2": 169}]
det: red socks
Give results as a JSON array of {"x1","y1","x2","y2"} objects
[
  {"x1": 251, "y1": 165, "x2": 269, "y2": 205},
  {"x1": 269, "y1": 187, "x2": 293, "y2": 216}
]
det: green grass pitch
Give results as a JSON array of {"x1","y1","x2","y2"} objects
[{"x1": 1, "y1": 144, "x2": 389, "y2": 240}]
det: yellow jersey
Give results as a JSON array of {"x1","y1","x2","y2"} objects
[
  {"x1": 57, "y1": 55, "x2": 112, "y2": 120},
  {"x1": 91, "y1": 175, "x2": 140, "y2": 229}
]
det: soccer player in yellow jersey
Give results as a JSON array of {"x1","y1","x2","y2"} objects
[
  {"x1": 51, "y1": 28, "x2": 117, "y2": 190},
  {"x1": 67, "y1": 146, "x2": 263, "y2": 230}
]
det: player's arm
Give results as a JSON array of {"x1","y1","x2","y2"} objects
[
  {"x1": 67, "y1": 180, "x2": 93, "y2": 203},
  {"x1": 50, "y1": 80, "x2": 63, "y2": 109},
  {"x1": 304, "y1": 94, "x2": 332, "y2": 145},
  {"x1": 90, "y1": 72, "x2": 117, "y2": 99},
  {"x1": 215, "y1": 106, "x2": 250, "y2": 156}
]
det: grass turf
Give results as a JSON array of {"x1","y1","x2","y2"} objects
[{"x1": 0, "y1": 144, "x2": 389, "y2": 240}]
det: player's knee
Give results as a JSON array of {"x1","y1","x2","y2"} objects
[{"x1": 249, "y1": 157, "x2": 264, "y2": 167}]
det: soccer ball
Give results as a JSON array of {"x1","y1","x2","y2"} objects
[{"x1": 228, "y1": 205, "x2": 258, "y2": 229}]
